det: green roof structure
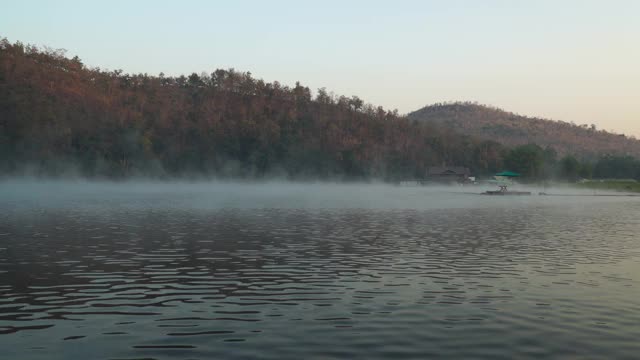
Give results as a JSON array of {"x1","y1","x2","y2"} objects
[{"x1": 495, "y1": 171, "x2": 521, "y2": 177}]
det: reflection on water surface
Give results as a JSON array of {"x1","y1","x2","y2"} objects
[{"x1": 1, "y1": 183, "x2": 639, "y2": 359}]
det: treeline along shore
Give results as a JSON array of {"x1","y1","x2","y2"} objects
[{"x1": 2, "y1": 37, "x2": 640, "y2": 183}]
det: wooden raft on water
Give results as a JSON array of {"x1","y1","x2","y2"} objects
[{"x1": 483, "y1": 185, "x2": 532, "y2": 196}]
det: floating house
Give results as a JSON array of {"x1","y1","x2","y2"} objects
[{"x1": 426, "y1": 167, "x2": 471, "y2": 183}]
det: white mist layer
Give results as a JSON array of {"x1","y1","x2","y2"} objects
[{"x1": 1, "y1": 179, "x2": 636, "y2": 212}]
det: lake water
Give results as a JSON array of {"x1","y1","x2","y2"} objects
[{"x1": 1, "y1": 182, "x2": 639, "y2": 359}]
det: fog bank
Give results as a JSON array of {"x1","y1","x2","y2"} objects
[{"x1": 1, "y1": 179, "x2": 636, "y2": 212}]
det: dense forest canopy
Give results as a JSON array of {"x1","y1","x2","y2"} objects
[
  {"x1": 1, "y1": 37, "x2": 640, "y2": 182},
  {"x1": 408, "y1": 102, "x2": 640, "y2": 160},
  {"x1": 0, "y1": 38, "x2": 508, "y2": 180}
]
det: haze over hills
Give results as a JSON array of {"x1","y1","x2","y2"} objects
[
  {"x1": 1, "y1": 37, "x2": 639, "y2": 181},
  {"x1": 0, "y1": 38, "x2": 503, "y2": 179},
  {"x1": 408, "y1": 102, "x2": 640, "y2": 160}
]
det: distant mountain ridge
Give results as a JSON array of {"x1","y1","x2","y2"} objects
[{"x1": 408, "y1": 102, "x2": 640, "y2": 159}]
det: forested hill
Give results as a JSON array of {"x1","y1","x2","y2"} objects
[
  {"x1": 408, "y1": 102, "x2": 640, "y2": 159},
  {"x1": 0, "y1": 38, "x2": 508, "y2": 179}
]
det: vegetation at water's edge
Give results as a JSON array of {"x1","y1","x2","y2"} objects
[
  {"x1": 496, "y1": 146, "x2": 640, "y2": 184},
  {"x1": 0, "y1": 38, "x2": 506, "y2": 180},
  {"x1": 2, "y1": 37, "x2": 640, "y2": 182},
  {"x1": 575, "y1": 180, "x2": 640, "y2": 193}
]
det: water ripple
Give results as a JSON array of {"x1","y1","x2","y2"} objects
[{"x1": 1, "y1": 197, "x2": 640, "y2": 359}]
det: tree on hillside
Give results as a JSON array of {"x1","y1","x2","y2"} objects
[
  {"x1": 578, "y1": 162, "x2": 593, "y2": 179},
  {"x1": 559, "y1": 155, "x2": 580, "y2": 182},
  {"x1": 593, "y1": 155, "x2": 640, "y2": 180},
  {"x1": 541, "y1": 147, "x2": 558, "y2": 180},
  {"x1": 504, "y1": 144, "x2": 545, "y2": 179}
]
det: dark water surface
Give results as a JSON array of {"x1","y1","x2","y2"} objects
[{"x1": 1, "y1": 182, "x2": 639, "y2": 359}]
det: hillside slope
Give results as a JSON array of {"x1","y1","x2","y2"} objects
[
  {"x1": 0, "y1": 38, "x2": 506, "y2": 179},
  {"x1": 408, "y1": 102, "x2": 640, "y2": 159}
]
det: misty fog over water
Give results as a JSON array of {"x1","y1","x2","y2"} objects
[
  {"x1": 1, "y1": 180, "x2": 633, "y2": 211},
  {"x1": 1, "y1": 181, "x2": 639, "y2": 359}
]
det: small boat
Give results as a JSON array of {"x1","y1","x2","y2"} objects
[{"x1": 483, "y1": 185, "x2": 531, "y2": 196}]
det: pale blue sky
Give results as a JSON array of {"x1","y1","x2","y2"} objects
[{"x1": 2, "y1": 0, "x2": 639, "y2": 135}]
